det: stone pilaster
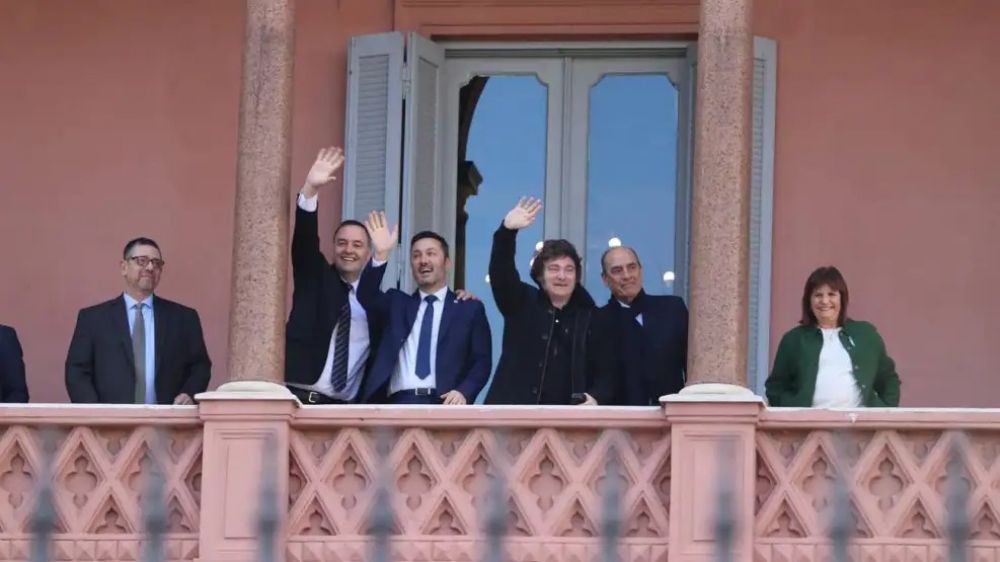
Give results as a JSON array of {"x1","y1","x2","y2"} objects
[{"x1": 685, "y1": 0, "x2": 754, "y2": 389}]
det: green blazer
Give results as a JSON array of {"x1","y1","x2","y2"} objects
[{"x1": 765, "y1": 319, "x2": 900, "y2": 407}]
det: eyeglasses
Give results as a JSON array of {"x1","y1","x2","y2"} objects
[{"x1": 128, "y1": 256, "x2": 165, "y2": 269}]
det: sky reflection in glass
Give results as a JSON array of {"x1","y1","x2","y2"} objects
[{"x1": 585, "y1": 74, "x2": 678, "y2": 304}]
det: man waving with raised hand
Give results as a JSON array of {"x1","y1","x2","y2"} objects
[
  {"x1": 284, "y1": 147, "x2": 386, "y2": 405},
  {"x1": 356, "y1": 211, "x2": 492, "y2": 405}
]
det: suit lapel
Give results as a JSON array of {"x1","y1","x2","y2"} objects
[
  {"x1": 405, "y1": 291, "x2": 421, "y2": 334},
  {"x1": 437, "y1": 290, "x2": 456, "y2": 346},
  {"x1": 111, "y1": 297, "x2": 136, "y2": 370},
  {"x1": 153, "y1": 297, "x2": 166, "y2": 382},
  {"x1": 638, "y1": 300, "x2": 655, "y2": 336}
]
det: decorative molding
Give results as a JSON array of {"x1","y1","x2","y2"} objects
[
  {"x1": 286, "y1": 426, "x2": 672, "y2": 550},
  {"x1": 394, "y1": 0, "x2": 699, "y2": 36},
  {"x1": 401, "y1": 0, "x2": 696, "y2": 5},
  {"x1": 0, "y1": 537, "x2": 198, "y2": 562},
  {"x1": 755, "y1": 428, "x2": 1000, "y2": 552},
  {"x1": 0, "y1": 405, "x2": 200, "y2": 427},
  {"x1": 0, "y1": 425, "x2": 202, "y2": 561},
  {"x1": 286, "y1": 538, "x2": 670, "y2": 562},
  {"x1": 761, "y1": 408, "x2": 1000, "y2": 430},
  {"x1": 292, "y1": 406, "x2": 668, "y2": 429}
]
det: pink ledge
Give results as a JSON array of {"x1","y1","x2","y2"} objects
[
  {"x1": 290, "y1": 405, "x2": 668, "y2": 428},
  {"x1": 0, "y1": 404, "x2": 201, "y2": 426},
  {"x1": 760, "y1": 406, "x2": 1000, "y2": 429}
]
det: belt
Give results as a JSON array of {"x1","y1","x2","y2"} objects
[
  {"x1": 288, "y1": 386, "x2": 349, "y2": 405},
  {"x1": 391, "y1": 388, "x2": 437, "y2": 397}
]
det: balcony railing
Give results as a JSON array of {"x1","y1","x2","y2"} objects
[{"x1": 1, "y1": 402, "x2": 998, "y2": 562}]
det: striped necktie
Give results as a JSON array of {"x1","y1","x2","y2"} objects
[{"x1": 330, "y1": 288, "x2": 352, "y2": 392}]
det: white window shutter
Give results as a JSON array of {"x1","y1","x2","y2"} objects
[
  {"x1": 399, "y1": 33, "x2": 445, "y2": 292},
  {"x1": 748, "y1": 36, "x2": 777, "y2": 395},
  {"x1": 343, "y1": 32, "x2": 405, "y2": 287}
]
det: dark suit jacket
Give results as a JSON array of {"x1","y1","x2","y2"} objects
[
  {"x1": 0, "y1": 325, "x2": 29, "y2": 403},
  {"x1": 601, "y1": 290, "x2": 688, "y2": 405},
  {"x1": 285, "y1": 206, "x2": 382, "y2": 391},
  {"x1": 357, "y1": 262, "x2": 492, "y2": 403},
  {"x1": 65, "y1": 296, "x2": 211, "y2": 404}
]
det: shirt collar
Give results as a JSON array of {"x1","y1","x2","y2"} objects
[
  {"x1": 123, "y1": 292, "x2": 154, "y2": 309},
  {"x1": 612, "y1": 289, "x2": 646, "y2": 310},
  {"x1": 419, "y1": 286, "x2": 449, "y2": 302}
]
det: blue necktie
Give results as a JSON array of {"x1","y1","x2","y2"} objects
[
  {"x1": 415, "y1": 294, "x2": 437, "y2": 379},
  {"x1": 330, "y1": 287, "x2": 352, "y2": 392}
]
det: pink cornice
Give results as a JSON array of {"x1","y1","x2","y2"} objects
[{"x1": 394, "y1": 0, "x2": 700, "y2": 36}]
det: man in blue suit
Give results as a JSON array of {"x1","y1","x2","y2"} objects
[
  {"x1": 357, "y1": 212, "x2": 492, "y2": 405},
  {"x1": 600, "y1": 246, "x2": 688, "y2": 405},
  {"x1": 0, "y1": 324, "x2": 29, "y2": 403}
]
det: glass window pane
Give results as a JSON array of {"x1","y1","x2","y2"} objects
[
  {"x1": 584, "y1": 74, "x2": 679, "y2": 303},
  {"x1": 457, "y1": 75, "x2": 547, "y2": 400}
]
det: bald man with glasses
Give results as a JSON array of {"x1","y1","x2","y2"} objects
[{"x1": 66, "y1": 237, "x2": 212, "y2": 404}]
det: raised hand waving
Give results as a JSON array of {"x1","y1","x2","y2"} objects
[
  {"x1": 301, "y1": 147, "x2": 345, "y2": 198},
  {"x1": 503, "y1": 196, "x2": 542, "y2": 230},
  {"x1": 365, "y1": 210, "x2": 399, "y2": 262}
]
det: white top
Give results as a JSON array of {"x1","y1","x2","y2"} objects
[
  {"x1": 389, "y1": 286, "x2": 448, "y2": 395},
  {"x1": 286, "y1": 193, "x2": 370, "y2": 400},
  {"x1": 123, "y1": 293, "x2": 156, "y2": 404},
  {"x1": 812, "y1": 328, "x2": 862, "y2": 408}
]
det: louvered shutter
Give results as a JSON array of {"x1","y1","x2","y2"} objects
[
  {"x1": 399, "y1": 33, "x2": 445, "y2": 291},
  {"x1": 343, "y1": 32, "x2": 405, "y2": 287}
]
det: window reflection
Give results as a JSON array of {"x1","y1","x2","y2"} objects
[
  {"x1": 584, "y1": 74, "x2": 678, "y2": 303},
  {"x1": 457, "y1": 75, "x2": 548, "y2": 400}
]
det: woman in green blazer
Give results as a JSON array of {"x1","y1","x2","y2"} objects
[{"x1": 765, "y1": 266, "x2": 900, "y2": 407}]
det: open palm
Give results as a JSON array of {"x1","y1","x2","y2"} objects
[
  {"x1": 305, "y1": 147, "x2": 345, "y2": 188},
  {"x1": 365, "y1": 210, "x2": 399, "y2": 259},
  {"x1": 503, "y1": 196, "x2": 542, "y2": 230}
]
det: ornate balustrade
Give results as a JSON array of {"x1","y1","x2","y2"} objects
[
  {"x1": 0, "y1": 407, "x2": 201, "y2": 561},
  {"x1": 2, "y1": 403, "x2": 999, "y2": 562}
]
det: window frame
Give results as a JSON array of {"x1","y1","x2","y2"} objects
[
  {"x1": 340, "y1": 34, "x2": 778, "y2": 396},
  {"x1": 438, "y1": 40, "x2": 695, "y2": 300}
]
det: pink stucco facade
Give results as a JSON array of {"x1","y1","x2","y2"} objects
[
  {"x1": 755, "y1": 0, "x2": 1000, "y2": 407},
  {"x1": 1, "y1": 0, "x2": 999, "y2": 405}
]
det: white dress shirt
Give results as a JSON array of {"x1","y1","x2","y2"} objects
[
  {"x1": 286, "y1": 193, "x2": 371, "y2": 400},
  {"x1": 812, "y1": 328, "x2": 862, "y2": 408},
  {"x1": 389, "y1": 286, "x2": 448, "y2": 395},
  {"x1": 123, "y1": 293, "x2": 156, "y2": 404}
]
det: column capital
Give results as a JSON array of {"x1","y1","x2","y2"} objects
[
  {"x1": 196, "y1": 381, "x2": 300, "y2": 422},
  {"x1": 662, "y1": 385, "x2": 763, "y2": 425}
]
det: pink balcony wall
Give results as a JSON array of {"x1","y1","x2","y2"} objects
[
  {"x1": 0, "y1": 408, "x2": 202, "y2": 561},
  {"x1": 3, "y1": 403, "x2": 1000, "y2": 562}
]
